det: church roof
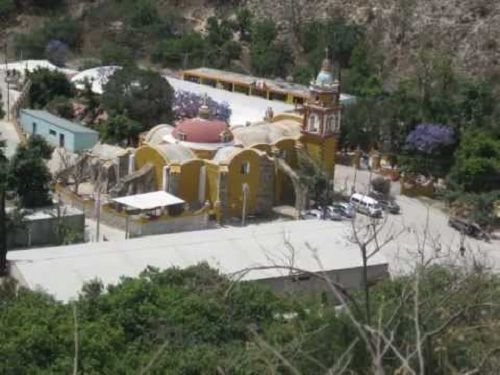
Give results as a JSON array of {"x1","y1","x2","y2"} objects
[
  {"x1": 232, "y1": 120, "x2": 301, "y2": 147},
  {"x1": 172, "y1": 118, "x2": 233, "y2": 143}
]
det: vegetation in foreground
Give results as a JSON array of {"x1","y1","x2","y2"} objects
[{"x1": 1, "y1": 263, "x2": 500, "y2": 373}]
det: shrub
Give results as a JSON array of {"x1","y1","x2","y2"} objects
[
  {"x1": 28, "y1": 68, "x2": 74, "y2": 108},
  {"x1": 371, "y1": 176, "x2": 391, "y2": 197},
  {"x1": 0, "y1": 0, "x2": 14, "y2": 17},
  {"x1": 100, "y1": 41, "x2": 135, "y2": 67}
]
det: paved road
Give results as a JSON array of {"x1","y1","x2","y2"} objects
[
  {"x1": 334, "y1": 165, "x2": 500, "y2": 274},
  {"x1": 85, "y1": 218, "x2": 126, "y2": 242}
]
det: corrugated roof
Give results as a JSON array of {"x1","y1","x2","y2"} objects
[
  {"x1": 8, "y1": 220, "x2": 388, "y2": 301},
  {"x1": 21, "y1": 109, "x2": 98, "y2": 135}
]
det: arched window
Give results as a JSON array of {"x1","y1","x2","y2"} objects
[
  {"x1": 240, "y1": 161, "x2": 250, "y2": 175},
  {"x1": 220, "y1": 131, "x2": 232, "y2": 143},
  {"x1": 327, "y1": 114, "x2": 336, "y2": 134},
  {"x1": 307, "y1": 113, "x2": 319, "y2": 133},
  {"x1": 177, "y1": 131, "x2": 187, "y2": 141}
]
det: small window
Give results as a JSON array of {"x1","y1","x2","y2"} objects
[
  {"x1": 177, "y1": 132, "x2": 187, "y2": 141},
  {"x1": 49, "y1": 129, "x2": 56, "y2": 136},
  {"x1": 220, "y1": 131, "x2": 232, "y2": 143},
  {"x1": 240, "y1": 161, "x2": 250, "y2": 175}
]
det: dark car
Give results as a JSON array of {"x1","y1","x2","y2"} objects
[
  {"x1": 448, "y1": 217, "x2": 490, "y2": 241},
  {"x1": 332, "y1": 202, "x2": 356, "y2": 218},
  {"x1": 369, "y1": 191, "x2": 400, "y2": 214},
  {"x1": 379, "y1": 199, "x2": 400, "y2": 214}
]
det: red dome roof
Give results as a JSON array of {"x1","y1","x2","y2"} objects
[{"x1": 172, "y1": 118, "x2": 233, "y2": 143}]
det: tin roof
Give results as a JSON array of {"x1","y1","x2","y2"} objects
[{"x1": 21, "y1": 109, "x2": 98, "y2": 135}]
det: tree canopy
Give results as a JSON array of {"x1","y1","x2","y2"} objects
[
  {"x1": 2, "y1": 262, "x2": 500, "y2": 373},
  {"x1": 28, "y1": 68, "x2": 74, "y2": 109},
  {"x1": 8, "y1": 135, "x2": 53, "y2": 208},
  {"x1": 102, "y1": 67, "x2": 174, "y2": 129}
]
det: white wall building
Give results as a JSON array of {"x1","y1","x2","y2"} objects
[{"x1": 8, "y1": 220, "x2": 388, "y2": 302}]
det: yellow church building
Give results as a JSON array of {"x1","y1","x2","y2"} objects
[{"x1": 134, "y1": 57, "x2": 342, "y2": 221}]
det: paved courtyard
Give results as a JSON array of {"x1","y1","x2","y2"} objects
[{"x1": 334, "y1": 164, "x2": 500, "y2": 274}]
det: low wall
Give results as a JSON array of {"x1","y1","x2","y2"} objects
[
  {"x1": 129, "y1": 212, "x2": 211, "y2": 237},
  {"x1": 7, "y1": 209, "x2": 85, "y2": 249},
  {"x1": 55, "y1": 184, "x2": 213, "y2": 237}
]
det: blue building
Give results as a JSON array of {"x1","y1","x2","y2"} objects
[{"x1": 20, "y1": 109, "x2": 99, "y2": 153}]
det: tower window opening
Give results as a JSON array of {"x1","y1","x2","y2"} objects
[{"x1": 240, "y1": 161, "x2": 250, "y2": 175}]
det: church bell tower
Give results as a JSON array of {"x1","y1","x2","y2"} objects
[{"x1": 300, "y1": 50, "x2": 341, "y2": 179}]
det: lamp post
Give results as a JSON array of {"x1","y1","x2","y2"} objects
[{"x1": 241, "y1": 183, "x2": 249, "y2": 226}]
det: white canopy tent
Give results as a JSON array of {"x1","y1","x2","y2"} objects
[{"x1": 112, "y1": 191, "x2": 185, "y2": 211}]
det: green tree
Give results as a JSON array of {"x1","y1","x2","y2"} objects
[
  {"x1": 8, "y1": 135, "x2": 53, "y2": 208},
  {"x1": 102, "y1": 67, "x2": 174, "y2": 128},
  {"x1": 300, "y1": 18, "x2": 363, "y2": 77},
  {"x1": 28, "y1": 68, "x2": 74, "y2": 108},
  {"x1": 100, "y1": 41, "x2": 136, "y2": 67},
  {"x1": 46, "y1": 96, "x2": 74, "y2": 119},
  {"x1": 448, "y1": 130, "x2": 500, "y2": 192},
  {"x1": 100, "y1": 113, "x2": 142, "y2": 146},
  {"x1": 344, "y1": 40, "x2": 382, "y2": 97},
  {"x1": 250, "y1": 20, "x2": 292, "y2": 77}
]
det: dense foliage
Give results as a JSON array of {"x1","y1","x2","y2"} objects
[
  {"x1": 8, "y1": 135, "x2": 53, "y2": 208},
  {"x1": 99, "y1": 113, "x2": 142, "y2": 146},
  {"x1": 102, "y1": 67, "x2": 174, "y2": 128},
  {"x1": 2, "y1": 263, "x2": 500, "y2": 373},
  {"x1": 250, "y1": 20, "x2": 292, "y2": 77},
  {"x1": 173, "y1": 91, "x2": 231, "y2": 122},
  {"x1": 28, "y1": 68, "x2": 74, "y2": 109}
]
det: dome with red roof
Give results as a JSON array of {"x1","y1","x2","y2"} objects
[{"x1": 172, "y1": 118, "x2": 233, "y2": 144}]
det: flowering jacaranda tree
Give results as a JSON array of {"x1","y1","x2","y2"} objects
[
  {"x1": 405, "y1": 123, "x2": 455, "y2": 154},
  {"x1": 173, "y1": 91, "x2": 231, "y2": 122},
  {"x1": 401, "y1": 123, "x2": 457, "y2": 177},
  {"x1": 45, "y1": 39, "x2": 69, "y2": 67}
]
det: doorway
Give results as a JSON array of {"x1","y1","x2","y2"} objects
[{"x1": 59, "y1": 133, "x2": 65, "y2": 148}]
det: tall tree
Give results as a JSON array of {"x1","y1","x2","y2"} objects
[
  {"x1": 102, "y1": 67, "x2": 174, "y2": 128},
  {"x1": 8, "y1": 135, "x2": 53, "y2": 208},
  {"x1": 28, "y1": 68, "x2": 74, "y2": 108}
]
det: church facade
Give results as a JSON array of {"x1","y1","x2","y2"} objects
[{"x1": 133, "y1": 58, "x2": 342, "y2": 221}]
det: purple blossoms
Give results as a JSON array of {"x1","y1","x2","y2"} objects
[
  {"x1": 406, "y1": 123, "x2": 455, "y2": 154},
  {"x1": 173, "y1": 91, "x2": 231, "y2": 122}
]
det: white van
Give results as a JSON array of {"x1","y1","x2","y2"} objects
[{"x1": 349, "y1": 193, "x2": 383, "y2": 218}]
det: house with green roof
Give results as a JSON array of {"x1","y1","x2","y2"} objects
[{"x1": 20, "y1": 109, "x2": 99, "y2": 152}]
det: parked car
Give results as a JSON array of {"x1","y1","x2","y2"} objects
[
  {"x1": 300, "y1": 209, "x2": 322, "y2": 220},
  {"x1": 379, "y1": 199, "x2": 400, "y2": 214},
  {"x1": 350, "y1": 193, "x2": 383, "y2": 218},
  {"x1": 332, "y1": 202, "x2": 356, "y2": 218},
  {"x1": 325, "y1": 206, "x2": 343, "y2": 221},
  {"x1": 448, "y1": 217, "x2": 490, "y2": 241},
  {"x1": 369, "y1": 191, "x2": 400, "y2": 214}
]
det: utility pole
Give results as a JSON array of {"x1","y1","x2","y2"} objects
[
  {"x1": 95, "y1": 188, "x2": 101, "y2": 242},
  {"x1": 241, "y1": 183, "x2": 249, "y2": 226},
  {"x1": 0, "y1": 187, "x2": 7, "y2": 276}
]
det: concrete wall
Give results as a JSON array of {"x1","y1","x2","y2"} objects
[
  {"x1": 129, "y1": 211, "x2": 212, "y2": 237},
  {"x1": 254, "y1": 263, "x2": 389, "y2": 300},
  {"x1": 7, "y1": 210, "x2": 85, "y2": 249}
]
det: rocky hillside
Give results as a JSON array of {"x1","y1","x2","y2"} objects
[
  {"x1": 2, "y1": 0, "x2": 499, "y2": 84},
  {"x1": 244, "y1": 0, "x2": 500, "y2": 81}
]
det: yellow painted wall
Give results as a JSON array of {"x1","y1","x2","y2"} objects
[
  {"x1": 226, "y1": 149, "x2": 261, "y2": 217},
  {"x1": 272, "y1": 138, "x2": 298, "y2": 204},
  {"x1": 178, "y1": 159, "x2": 204, "y2": 204},
  {"x1": 271, "y1": 113, "x2": 303, "y2": 123},
  {"x1": 135, "y1": 145, "x2": 167, "y2": 190},
  {"x1": 300, "y1": 135, "x2": 338, "y2": 179},
  {"x1": 192, "y1": 149, "x2": 216, "y2": 160},
  {"x1": 205, "y1": 161, "x2": 221, "y2": 205}
]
